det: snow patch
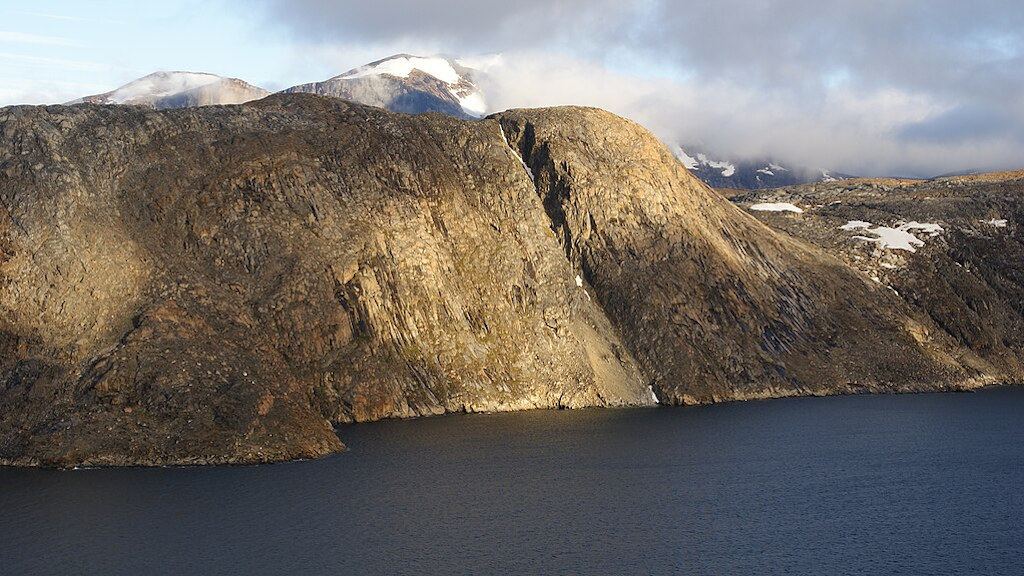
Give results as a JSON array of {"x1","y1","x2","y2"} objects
[
  {"x1": 854, "y1": 229, "x2": 922, "y2": 252},
  {"x1": 757, "y1": 163, "x2": 787, "y2": 177},
  {"x1": 715, "y1": 163, "x2": 736, "y2": 178},
  {"x1": 840, "y1": 220, "x2": 944, "y2": 253},
  {"x1": 984, "y1": 219, "x2": 1008, "y2": 228},
  {"x1": 575, "y1": 274, "x2": 591, "y2": 300},
  {"x1": 697, "y1": 154, "x2": 736, "y2": 177},
  {"x1": 648, "y1": 385, "x2": 659, "y2": 405},
  {"x1": 673, "y1": 149, "x2": 734, "y2": 177},
  {"x1": 900, "y1": 221, "x2": 944, "y2": 237},
  {"x1": 821, "y1": 170, "x2": 838, "y2": 183},
  {"x1": 499, "y1": 124, "x2": 535, "y2": 187},
  {"x1": 841, "y1": 221, "x2": 871, "y2": 231},
  {"x1": 750, "y1": 202, "x2": 804, "y2": 214},
  {"x1": 673, "y1": 146, "x2": 699, "y2": 170}
]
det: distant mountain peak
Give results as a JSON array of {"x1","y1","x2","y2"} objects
[
  {"x1": 674, "y1": 144, "x2": 851, "y2": 189},
  {"x1": 284, "y1": 53, "x2": 487, "y2": 118},
  {"x1": 335, "y1": 54, "x2": 463, "y2": 83},
  {"x1": 67, "y1": 71, "x2": 270, "y2": 109}
]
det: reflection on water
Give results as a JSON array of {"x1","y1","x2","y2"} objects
[{"x1": 2, "y1": 388, "x2": 1023, "y2": 575}]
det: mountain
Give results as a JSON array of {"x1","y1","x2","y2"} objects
[
  {"x1": 1, "y1": 94, "x2": 1012, "y2": 467},
  {"x1": 66, "y1": 71, "x2": 270, "y2": 109},
  {"x1": 673, "y1": 145, "x2": 851, "y2": 189},
  {"x1": 282, "y1": 54, "x2": 849, "y2": 190},
  {"x1": 63, "y1": 58, "x2": 847, "y2": 191},
  {"x1": 281, "y1": 54, "x2": 486, "y2": 119}
]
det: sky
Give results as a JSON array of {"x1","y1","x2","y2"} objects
[{"x1": 2, "y1": 0, "x2": 1022, "y2": 177}]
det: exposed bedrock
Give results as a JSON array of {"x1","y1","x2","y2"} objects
[{"x1": 0, "y1": 95, "x2": 1004, "y2": 466}]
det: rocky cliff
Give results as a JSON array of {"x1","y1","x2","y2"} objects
[{"x1": 0, "y1": 95, "x2": 1011, "y2": 467}]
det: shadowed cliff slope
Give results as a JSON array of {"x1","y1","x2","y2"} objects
[
  {"x1": 495, "y1": 109, "x2": 988, "y2": 403},
  {"x1": 0, "y1": 94, "x2": 998, "y2": 467}
]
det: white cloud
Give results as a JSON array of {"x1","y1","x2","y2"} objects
[
  {"x1": 0, "y1": 52, "x2": 113, "y2": 73},
  {"x1": 0, "y1": 31, "x2": 78, "y2": 47},
  {"x1": 0, "y1": 76, "x2": 109, "y2": 105},
  {"x1": 476, "y1": 52, "x2": 1020, "y2": 177},
  {"x1": 14, "y1": 12, "x2": 127, "y2": 26}
]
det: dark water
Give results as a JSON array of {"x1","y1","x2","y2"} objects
[{"x1": 2, "y1": 388, "x2": 1023, "y2": 576}]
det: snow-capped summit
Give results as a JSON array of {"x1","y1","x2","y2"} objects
[
  {"x1": 337, "y1": 55, "x2": 486, "y2": 116},
  {"x1": 67, "y1": 71, "x2": 270, "y2": 109},
  {"x1": 339, "y1": 55, "x2": 462, "y2": 84},
  {"x1": 282, "y1": 54, "x2": 487, "y2": 118}
]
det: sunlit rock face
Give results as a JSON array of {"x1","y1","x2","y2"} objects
[{"x1": 0, "y1": 94, "x2": 1007, "y2": 467}]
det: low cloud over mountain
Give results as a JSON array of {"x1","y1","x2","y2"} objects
[{"x1": 243, "y1": 0, "x2": 1024, "y2": 178}]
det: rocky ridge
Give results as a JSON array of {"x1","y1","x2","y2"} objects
[{"x1": 0, "y1": 95, "x2": 1016, "y2": 467}]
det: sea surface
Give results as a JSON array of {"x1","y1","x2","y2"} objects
[{"x1": 2, "y1": 387, "x2": 1023, "y2": 575}]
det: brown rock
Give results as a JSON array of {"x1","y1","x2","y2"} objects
[{"x1": 0, "y1": 95, "x2": 1010, "y2": 467}]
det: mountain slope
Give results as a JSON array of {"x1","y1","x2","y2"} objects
[
  {"x1": 732, "y1": 173, "x2": 1024, "y2": 382},
  {"x1": 281, "y1": 54, "x2": 485, "y2": 118},
  {"x1": 67, "y1": 71, "x2": 270, "y2": 109},
  {"x1": 0, "y1": 94, "x2": 1006, "y2": 467}
]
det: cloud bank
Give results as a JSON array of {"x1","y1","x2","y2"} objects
[{"x1": 246, "y1": 0, "x2": 1024, "y2": 177}]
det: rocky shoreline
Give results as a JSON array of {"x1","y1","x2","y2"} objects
[{"x1": 4, "y1": 380, "x2": 1011, "y2": 469}]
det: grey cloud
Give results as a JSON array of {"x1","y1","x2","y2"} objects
[
  {"x1": 248, "y1": 0, "x2": 644, "y2": 52},
  {"x1": 244, "y1": 0, "x2": 1024, "y2": 176},
  {"x1": 899, "y1": 104, "x2": 1019, "y2": 144}
]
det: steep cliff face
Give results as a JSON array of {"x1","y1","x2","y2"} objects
[
  {"x1": 0, "y1": 95, "x2": 650, "y2": 467},
  {"x1": 0, "y1": 95, "x2": 1003, "y2": 467}
]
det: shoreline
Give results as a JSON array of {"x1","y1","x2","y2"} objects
[{"x1": 4, "y1": 380, "x2": 1017, "y2": 471}]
